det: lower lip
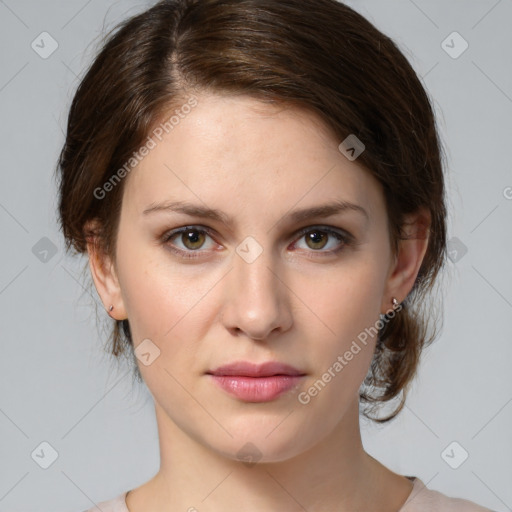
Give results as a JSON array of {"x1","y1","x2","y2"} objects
[{"x1": 208, "y1": 375, "x2": 304, "y2": 402}]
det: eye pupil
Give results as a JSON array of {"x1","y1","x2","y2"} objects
[
  {"x1": 306, "y1": 230, "x2": 328, "y2": 249},
  {"x1": 183, "y1": 229, "x2": 205, "y2": 249}
]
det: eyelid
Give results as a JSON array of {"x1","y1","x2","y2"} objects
[
  {"x1": 161, "y1": 225, "x2": 219, "y2": 249},
  {"x1": 293, "y1": 224, "x2": 354, "y2": 243},
  {"x1": 162, "y1": 224, "x2": 353, "y2": 241},
  {"x1": 161, "y1": 224, "x2": 355, "y2": 258}
]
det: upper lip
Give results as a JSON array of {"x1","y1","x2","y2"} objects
[{"x1": 207, "y1": 361, "x2": 305, "y2": 377}]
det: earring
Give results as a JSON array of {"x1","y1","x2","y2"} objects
[
  {"x1": 391, "y1": 297, "x2": 399, "y2": 309},
  {"x1": 108, "y1": 305, "x2": 114, "y2": 312}
]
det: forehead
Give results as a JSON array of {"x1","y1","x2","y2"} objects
[{"x1": 122, "y1": 92, "x2": 383, "y2": 225}]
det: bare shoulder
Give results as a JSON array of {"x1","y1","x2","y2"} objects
[{"x1": 399, "y1": 477, "x2": 494, "y2": 512}]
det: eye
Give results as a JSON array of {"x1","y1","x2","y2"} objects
[
  {"x1": 161, "y1": 225, "x2": 354, "y2": 260},
  {"x1": 292, "y1": 226, "x2": 352, "y2": 255},
  {"x1": 162, "y1": 226, "x2": 218, "y2": 259}
]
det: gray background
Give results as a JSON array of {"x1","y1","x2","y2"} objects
[{"x1": 0, "y1": 1, "x2": 511, "y2": 511}]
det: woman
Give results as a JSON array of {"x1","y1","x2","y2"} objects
[{"x1": 57, "y1": 0, "x2": 493, "y2": 510}]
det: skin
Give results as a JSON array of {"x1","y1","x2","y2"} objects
[{"x1": 87, "y1": 92, "x2": 430, "y2": 512}]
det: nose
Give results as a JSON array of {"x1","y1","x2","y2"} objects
[{"x1": 220, "y1": 246, "x2": 293, "y2": 341}]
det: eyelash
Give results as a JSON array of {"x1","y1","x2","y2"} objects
[{"x1": 161, "y1": 225, "x2": 355, "y2": 260}]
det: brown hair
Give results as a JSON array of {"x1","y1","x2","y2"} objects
[{"x1": 56, "y1": 0, "x2": 448, "y2": 422}]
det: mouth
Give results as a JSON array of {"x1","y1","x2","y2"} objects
[
  {"x1": 206, "y1": 360, "x2": 305, "y2": 377},
  {"x1": 206, "y1": 361, "x2": 306, "y2": 402}
]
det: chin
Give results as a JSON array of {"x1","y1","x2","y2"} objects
[{"x1": 204, "y1": 419, "x2": 315, "y2": 466}]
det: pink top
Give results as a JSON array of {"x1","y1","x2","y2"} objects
[{"x1": 82, "y1": 476, "x2": 494, "y2": 511}]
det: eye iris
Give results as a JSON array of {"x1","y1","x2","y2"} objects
[
  {"x1": 175, "y1": 228, "x2": 336, "y2": 252},
  {"x1": 182, "y1": 229, "x2": 205, "y2": 250},
  {"x1": 305, "y1": 230, "x2": 328, "y2": 250}
]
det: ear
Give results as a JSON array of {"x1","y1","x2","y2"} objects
[
  {"x1": 380, "y1": 207, "x2": 430, "y2": 315},
  {"x1": 85, "y1": 220, "x2": 127, "y2": 320}
]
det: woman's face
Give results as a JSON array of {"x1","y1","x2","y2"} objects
[{"x1": 100, "y1": 92, "x2": 405, "y2": 462}]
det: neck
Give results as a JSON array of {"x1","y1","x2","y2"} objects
[{"x1": 128, "y1": 397, "x2": 408, "y2": 512}]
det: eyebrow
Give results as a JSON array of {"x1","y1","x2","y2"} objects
[{"x1": 142, "y1": 199, "x2": 369, "y2": 225}]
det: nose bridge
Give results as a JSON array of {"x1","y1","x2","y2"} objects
[{"x1": 222, "y1": 240, "x2": 290, "y2": 339}]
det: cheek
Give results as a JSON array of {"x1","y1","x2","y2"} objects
[
  {"x1": 294, "y1": 275, "x2": 381, "y2": 421},
  {"x1": 115, "y1": 238, "x2": 177, "y2": 341},
  {"x1": 115, "y1": 240, "x2": 220, "y2": 350},
  {"x1": 292, "y1": 257, "x2": 386, "y2": 391},
  {"x1": 295, "y1": 257, "x2": 385, "y2": 337}
]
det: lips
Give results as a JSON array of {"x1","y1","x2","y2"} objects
[
  {"x1": 207, "y1": 361, "x2": 305, "y2": 377},
  {"x1": 206, "y1": 361, "x2": 306, "y2": 402}
]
